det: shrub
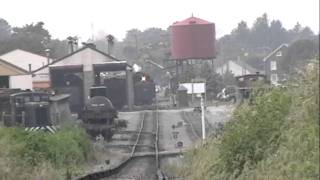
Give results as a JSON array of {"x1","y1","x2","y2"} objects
[
  {"x1": 219, "y1": 89, "x2": 292, "y2": 178},
  {"x1": 0, "y1": 125, "x2": 93, "y2": 179}
]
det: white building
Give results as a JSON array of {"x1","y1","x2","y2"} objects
[
  {"x1": 216, "y1": 60, "x2": 260, "y2": 76},
  {"x1": 0, "y1": 49, "x2": 52, "y2": 89},
  {"x1": 0, "y1": 59, "x2": 32, "y2": 90}
]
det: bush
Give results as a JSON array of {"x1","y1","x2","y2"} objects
[
  {"x1": 19, "y1": 125, "x2": 92, "y2": 167},
  {"x1": 219, "y1": 89, "x2": 292, "y2": 177},
  {"x1": 0, "y1": 125, "x2": 93, "y2": 179}
]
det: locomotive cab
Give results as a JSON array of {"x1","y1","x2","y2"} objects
[{"x1": 24, "y1": 102, "x2": 50, "y2": 127}]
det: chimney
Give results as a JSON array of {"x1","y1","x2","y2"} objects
[
  {"x1": 74, "y1": 37, "x2": 79, "y2": 51},
  {"x1": 106, "y1": 34, "x2": 114, "y2": 55},
  {"x1": 67, "y1": 36, "x2": 74, "y2": 54},
  {"x1": 28, "y1": 64, "x2": 32, "y2": 72},
  {"x1": 45, "y1": 49, "x2": 50, "y2": 65}
]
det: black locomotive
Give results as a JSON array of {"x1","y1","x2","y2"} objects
[
  {"x1": 133, "y1": 72, "x2": 156, "y2": 106},
  {"x1": 0, "y1": 90, "x2": 56, "y2": 132},
  {"x1": 82, "y1": 86, "x2": 117, "y2": 140}
]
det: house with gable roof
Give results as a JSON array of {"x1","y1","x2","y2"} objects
[
  {"x1": 0, "y1": 49, "x2": 52, "y2": 89},
  {"x1": 262, "y1": 44, "x2": 288, "y2": 84},
  {"x1": 0, "y1": 58, "x2": 32, "y2": 89},
  {"x1": 216, "y1": 59, "x2": 260, "y2": 76}
]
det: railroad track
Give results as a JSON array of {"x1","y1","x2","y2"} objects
[
  {"x1": 75, "y1": 107, "x2": 168, "y2": 180},
  {"x1": 181, "y1": 110, "x2": 217, "y2": 140}
]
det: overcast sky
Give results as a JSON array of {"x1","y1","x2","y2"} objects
[{"x1": 1, "y1": 0, "x2": 319, "y2": 41}]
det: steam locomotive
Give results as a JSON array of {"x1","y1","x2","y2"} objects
[
  {"x1": 133, "y1": 72, "x2": 156, "y2": 106},
  {"x1": 82, "y1": 86, "x2": 117, "y2": 140}
]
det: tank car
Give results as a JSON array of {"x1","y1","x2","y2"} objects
[{"x1": 82, "y1": 86, "x2": 117, "y2": 140}]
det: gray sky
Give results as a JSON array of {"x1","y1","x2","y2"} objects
[{"x1": 1, "y1": 0, "x2": 319, "y2": 41}]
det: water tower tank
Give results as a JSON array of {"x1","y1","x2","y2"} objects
[{"x1": 171, "y1": 16, "x2": 216, "y2": 60}]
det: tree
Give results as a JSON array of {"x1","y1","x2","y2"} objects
[
  {"x1": 232, "y1": 21, "x2": 250, "y2": 47},
  {"x1": 288, "y1": 22, "x2": 314, "y2": 42},
  {"x1": 269, "y1": 20, "x2": 288, "y2": 48},
  {"x1": 299, "y1": 27, "x2": 314, "y2": 39},
  {"x1": 282, "y1": 38, "x2": 319, "y2": 73},
  {"x1": 8, "y1": 22, "x2": 51, "y2": 56},
  {"x1": 0, "y1": 18, "x2": 11, "y2": 41},
  {"x1": 48, "y1": 39, "x2": 68, "y2": 59},
  {"x1": 251, "y1": 13, "x2": 270, "y2": 47}
]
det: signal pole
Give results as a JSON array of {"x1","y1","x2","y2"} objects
[{"x1": 201, "y1": 94, "x2": 206, "y2": 140}]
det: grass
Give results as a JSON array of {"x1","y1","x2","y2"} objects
[{"x1": 0, "y1": 124, "x2": 94, "y2": 180}]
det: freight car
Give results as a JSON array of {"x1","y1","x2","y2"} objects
[
  {"x1": 82, "y1": 86, "x2": 117, "y2": 140},
  {"x1": 133, "y1": 72, "x2": 156, "y2": 106}
]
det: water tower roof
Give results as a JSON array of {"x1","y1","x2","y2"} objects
[{"x1": 172, "y1": 16, "x2": 213, "y2": 26}]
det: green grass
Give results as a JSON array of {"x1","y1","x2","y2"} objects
[
  {"x1": 0, "y1": 124, "x2": 93, "y2": 180},
  {"x1": 180, "y1": 61, "x2": 319, "y2": 180}
]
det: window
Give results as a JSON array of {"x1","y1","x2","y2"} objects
[
  {"x1": 271, "y1": 74, "x2": 278, "y2": 83},
  {"x1": 270, "y1": 61, "x2": 277, "y2": 71},
  {"x1": 276, "y1": 51, "x2": 282, "y2": 57}
]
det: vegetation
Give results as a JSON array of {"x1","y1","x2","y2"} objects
[
  {"x1": 0, "y1": 19, "x2": 68, "y2": 59},
  {"x1": 0, "y1": 125, "x2": 94, "y2": 180},
  {"x1": 180, "y1": 61, "x2": 319, "y2": 180}
]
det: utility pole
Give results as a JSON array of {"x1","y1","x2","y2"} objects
[{"x1": 201, "y1": 93, "x2": 206, "y2": 140}]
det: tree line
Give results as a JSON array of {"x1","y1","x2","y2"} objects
[
  {"x1": 0, "y1": 13, "x2": 318, "y2": 75},
  {"x1": 0, "y1": 19, "x2": 68, "y2": 59}
]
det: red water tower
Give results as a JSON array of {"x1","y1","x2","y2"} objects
[{"x1": 171, "y1": 16, "x2": 216, "y2": 60}]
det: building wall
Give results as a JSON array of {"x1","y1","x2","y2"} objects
[
  {"x1": 53, "y1": 48, "x2": 115, "y2": 70},
  {"x1": 32, "y1": 67, "x2": 50, "y2": 89},
  {"x1": 216, "y1": 61, "x2": 253, "y2": 76},
  {"x1": 264, "y1": 46, "x2": 287, "y2": 84},
  {"x1": 9, "y1": 75, "x2": 33, "y2": 90}
]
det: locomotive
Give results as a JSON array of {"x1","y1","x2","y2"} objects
[
  {"x1": 133, "y1": 72, "x2": 156, "y2": 106},
  {"x1": 82, "y1": 86, "x2": 117, "y2": 140},
  {"x1": 0, "y1": 89, "x2": 69, "y2": 133}
]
